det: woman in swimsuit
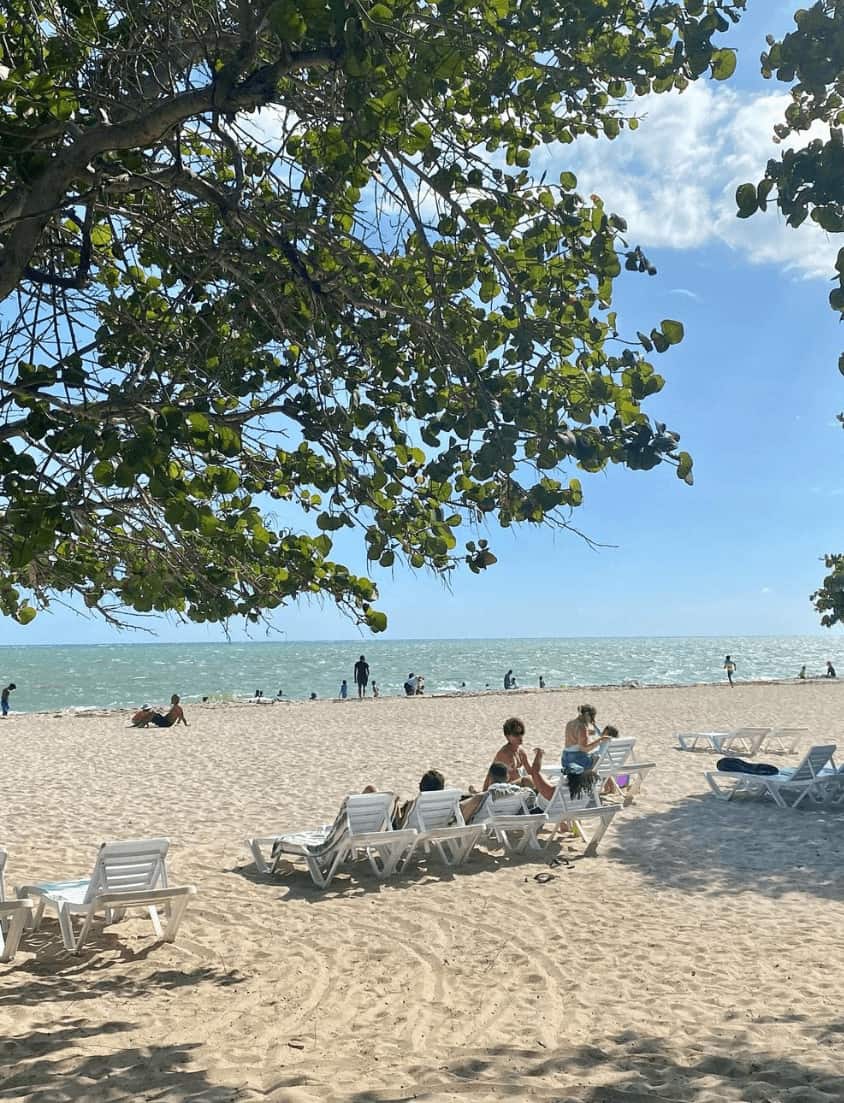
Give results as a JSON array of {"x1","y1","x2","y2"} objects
[{"x1": 563, "y1": 703, "x2": 610, "y2": 772}]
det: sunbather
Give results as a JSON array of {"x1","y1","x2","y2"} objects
[
  {"x1": 563, "y1": 703, "x2": 610, "y2": 771},
  {"x1": 363, "y1": 768, "x2": 446, "y2": 827},
  {"x1": 131, "y1": 694, "x2": 188, "y2": 728}
]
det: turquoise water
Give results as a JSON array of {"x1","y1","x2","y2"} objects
[{"x1": 0, "y1": 636, "x2": 839, "y2": 713}]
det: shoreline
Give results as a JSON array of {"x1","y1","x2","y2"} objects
[{"x1": 11, "y1": 672, "x2": 841, "y2": 719}]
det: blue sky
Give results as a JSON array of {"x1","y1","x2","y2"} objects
[{"x1": 4, "y1": 1, "x2": 842, "y2": 645}]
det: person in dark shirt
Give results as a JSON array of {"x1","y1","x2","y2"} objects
[
  {"x1": 826, "y1": 661, "x2": 837, "y2": 678},
  {"x1": 354, "y1": 654, "x2": 370, "y2": 698},
  {"x1": 1, "y1": 683, "x2": 16, "y2": 717}
]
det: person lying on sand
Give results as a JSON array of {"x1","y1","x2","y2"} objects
[{"x1": 131, "y1": 694, "x2": 188, "y2": 728}]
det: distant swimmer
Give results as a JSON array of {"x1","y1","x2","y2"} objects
[
  {"x1": 354, "y1": 654, "x2": 370, "y2": 699},
  {"x1": 723, "y1": 655, "x2": 736, "y2": 688},
  {"x1": 1, "y1": 682, "x2": 15, "y2": 717},
  {"x1": 826, "y1": 661, "x2": 837, "y2": 679},
  {"x1": 309, "y1": 692, "x2": 318, "y2": 700}
]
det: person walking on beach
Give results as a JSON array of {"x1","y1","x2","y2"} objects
[
  {"x1": 539, "y1": 675, "x2": 545, "y2": 689},
  {"x1": 826, "y1": 660, "x2": 837, "y2": 678},
  {"x1": 723, "y1": 655, "x2": 736, "y2": 688},
  {"x1": 353, "y1": 654, "x2": 370, "y2": 698},
  {"x1": 339, "y1": 679, "x2": 349, "y2": 700},
  {"x1": 1, "y1": 683, "x2": 15, "y2": 717}
]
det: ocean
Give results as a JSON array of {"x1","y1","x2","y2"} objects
[{"x1": 0, "y1": 635, "x2": 839, "y2": 713}]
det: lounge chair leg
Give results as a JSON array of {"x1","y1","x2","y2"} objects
[
  {"x1": 0, "y1": 908, "x2": 27, "y2": 963},
  {"x1": 148, "y1": 905, "x2": 164, "y2": 939},
  {"x1": 162, "y1": 895, "x2": 189, "y2": 942},
  {"x1": 57, "y1": 904, "x2": 78, "y2": 952}
]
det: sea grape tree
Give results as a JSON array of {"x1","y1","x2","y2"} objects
[
  {"x1": 0, "y1": 0, "x2": 745, "y2": 628},
  {"x1": 737, "y1": 0, "x2": 844, "y2": 625}
]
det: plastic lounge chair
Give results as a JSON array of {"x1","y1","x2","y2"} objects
[
  {"x1": 757, "y1": 728, "x2": 808, "y2": 755},
  {"x1": 714, "y1": 729, "x2": 774, "y2": 756},
  {"x1": 0, "y1": 848, "x2": 33, "y2": 963},
  {"x1": 539, "y1": 783, "x2": 619, "y2": 856},
  {"x1": 677, "y1": 728, "x2": 771, "y2": 754},
  {"x1": 247, "y1": 792, "x2": 418, "y2": 888},
  {"x1": 402, "y1": 789, "x2": 485, "y2": 868},
  {"x1": 592, "y1": 738, "x2": 655, "y2": 804},
  {"x1": 17, "y1": 838, "x2": 196, "y2": 954},
  {"x1": 469, "y1": 789, "x2": 547, "y2": 854},
  {"x1": 705, "y1": 744, "x2": 838, "y2": 809}
]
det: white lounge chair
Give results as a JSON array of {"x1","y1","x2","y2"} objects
[
  {"x1": 677, "y1": 728, "x2": 771, "y2": 754},
  {"x1": 17, "y1": 838, "x2": 196, "y2": 954},
  {"x1": 592, "y1": 738, "x2": 655, "y2": 804},
  {"x1": 470, "y1": 789, "x2": 547, "y2": 854},
  {"x1": 758, "y1": 728, "x2": 808, "y2": 755},
  {"x1": 539, "y1": 783, "x2": 619, "y2": 856},
  {"x1": 0, "y1": 848, "x2": 33, "y2": 964},
  {"x1": 705, "y1": 744, "x2": 838, "y2": 809},
  {"x1": 248, "y1": 792, "x2": 418, "y2": 888},
  {"x1": 402, "y1": 789, "x2": 485, "y2": 867}
]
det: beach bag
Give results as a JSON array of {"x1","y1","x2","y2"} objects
[{"x1": 716, "y1": 757, "x2": 778, "y2": 776}]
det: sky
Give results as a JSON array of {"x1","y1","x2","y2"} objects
[{"x1": 3, "y1": 0, "x2": 843, "y2": 646}]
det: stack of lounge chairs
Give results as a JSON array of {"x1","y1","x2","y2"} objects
[{"x1": 676, "y1": 727, "x2": 808, "y2": 755}]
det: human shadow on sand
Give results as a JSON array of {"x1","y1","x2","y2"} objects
[{"x1": 609, "y1": 790, "x2": 844, "y2": 902}]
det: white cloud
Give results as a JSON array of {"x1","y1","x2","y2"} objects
[
  {"x1": 670, "y1": 288, "x2": 703, "y2": 302},
  {"x1": 535, "y1": 83, "x2": 838, "y2": 281}
]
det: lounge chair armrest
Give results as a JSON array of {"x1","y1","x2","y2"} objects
[{"x1": 93, "y1": 885, "x2": 196, "y2": 909}]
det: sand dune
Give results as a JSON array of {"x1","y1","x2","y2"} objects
[{"x1": 1, "y1": 680, "x2": 843, "y2": 1102}]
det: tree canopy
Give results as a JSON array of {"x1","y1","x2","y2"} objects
[
  {"x1": 0, "y1": 0, "x2": 745, "y2": 630},
  {"x1": 739, "y1": 0, "x2": 844, "y2": 626}
]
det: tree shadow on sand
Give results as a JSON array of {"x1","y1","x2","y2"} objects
[
  {"x1": 0, "y1": 1018, "x2": 244, "y2": 1103},
  {"x1": 342, "y1": 1026, "x2": 844, "y2": 1102},
  {"x1": 610, "y1": 790, "x2": 844, "y2": 902},
  {"x1": 0, "y1": 956, "x2": 248, "y2": 1009}
]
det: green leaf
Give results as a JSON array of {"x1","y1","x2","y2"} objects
[
  {"x1": 735, "y1": 183, "x2": 758, "y2": 218},
  {"x1": 660, "y1": 319, "x2": 684, "y2": 345},
  {"x1": 710, "y1": 49, "x2": 737, "y2": 81}
]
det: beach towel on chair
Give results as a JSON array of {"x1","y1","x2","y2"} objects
[{"x1": 716, "y1": 757, "x2": 779, "y2": 776}]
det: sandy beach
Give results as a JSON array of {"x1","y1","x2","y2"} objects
[{"x1": 1, "y1": 679, "x2": 842, "y2": 1102}]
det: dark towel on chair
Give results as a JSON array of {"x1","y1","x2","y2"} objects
[{"x1": 716, "y1": 757, "x2": 779, "y2": 776}]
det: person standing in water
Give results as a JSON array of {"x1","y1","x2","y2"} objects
[
  {"x1": 339, "y1": 679, "x2": 349, "y2": 700},
  {"x1": 353, "y1": 654, "x2": 370, "y2": 698},
  {"x1": 723, "y1": 655, "x2": 736, "y2": 688}
]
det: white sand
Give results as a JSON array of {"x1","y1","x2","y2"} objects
[{"x1": 1, "y1": 680, "x2": 843, "y2": 1102}]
